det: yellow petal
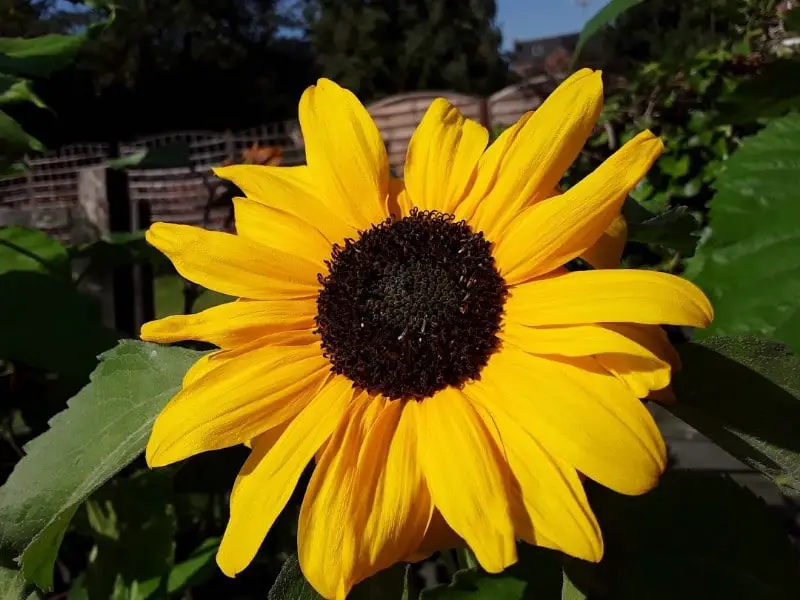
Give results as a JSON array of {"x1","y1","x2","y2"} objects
[
  {"x1": 501, "y1": 321, "x2": 669, "y2": 360},
  {"x1": 582, "y1": 214, "x2": 628, "y2": 269},
  {"x1": 616, "y1": 323, "x2": 682, "y2": 369},
  {"x1": 595, "y1": 324, "x2": 680, "y2": 397},
  {"x1": 299, "y1": 79, "x2": 389, "y2": 230},
  {"x1": 233, "y1": 197, "x2": 333, "y2": 266},
  {"x1": 467, "y1": 393, "x2": 603, "y2": 562},
  {"x1": 181, "y1": 351, "x2": 218, "y2": 387},
  {"x1": 500, "y1": 321, "x2": 672, "y2": 396},
  {"x1": 494, "y1": 131, "x2": 664, "y2": 283},
  {"x1": 146, "y1": 222, "x2": 320, "y2": 300},
  {"x1": 298, "y1": 395, "x2": 386, "y2": 600},
  {"x1": 217, "y1": 375, "x2": 354, "y2": 577},
  {"x1": 140, "y1": 299, "x2": 316, "y2": 349},
  {"x1": 504, "y1": 269, "x2": 713, "y2": 328},
  {"x1": 474, "y1": 345, "x2": 666, "y2": 495},
  {"x1": 146, "y1": 337, "x2": 330, "y2": 467},
  {"x1": 214, "y1": 165, "x2": 356, "y2": 245},
  {"x1": 455, "y1": 69, "x2": 603, "y2": 238},
  {"x1": 349, "y1": 400, "x2": 432, "y2": 586},
  {"x1": 415, "y1": 388, "x2": 517, "y2": 573},
  {"x1": 404, "y1": 98, "x2": 488, "y2": 213}
]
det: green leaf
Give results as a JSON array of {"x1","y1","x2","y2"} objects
[
  {"x1": 0, "y1": 20, "x2": 110, "y2": 79},
  {"x1": 668, "y1": 335, "x2": 800, "y2": 494},
  {"x1": 350, "y1": 564, "x2": 410, "y2": 600},
  {"x1": 420, "y1": 569, "x2": 527, "y2": 599},
  {"x1": 569, "y1": 471, "x2": 800, "y2": 599},
  {"x1": 0, "y1": 341, "x2": 202, "y2": 590},
  {"x1": 18, "y1": 509, "x2": 78, "y2": 592},
  {"x1": 0, "y1": 75, "x2": 47, "y2": 109},
  {"x1": 267, "y1": 555, "x2": 323, "y2": 600},
  {"x1": 0, "y1": 565, "x2": 41, "y2": 600},
  {"x1": 685, "y1": 113, "x2": 800, "y2": 352},
  {"x1": 561, "y1": 572, "x2": 585, "y2": 600},
  {"x1": 421, "y1": 546, "x2": 562, "y2": 599},
  {"x1": 0, "y1": 271, "x2": 120, "y2": 379},
  {"x1": 0, "y1": 110, "x2": 43, "y2": 158},
  {"x1": 626, "y1": 207, "x2": 700, "y2": 256},
  {"x1": 107, "y1": 143, "x2": 191, "y2": 170},
  {"x1": 163, "y1": 537, "x2": 219, "y2": 594},
  {"x1": 573, "y1": 0, "x2": 643, "y2": 59},
  {"x1": 134, "y1": 537, "x2": 219, "y2": 598},
  {"x1": 0, "y1": 227, "x2": 69, "y2": 277},
  {"x1": 267, "y1": 556, "x2": 411, "y2": 600}
]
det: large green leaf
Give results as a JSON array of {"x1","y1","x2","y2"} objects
[
  {"x1": 0, "y1": 110, "x2": 42, "y2": 158},
  {"x1": 420, "y1": 569, "x2": 528, "y2": 599},
  {"x1": 668, "y1": 335, "x2": 800, "y2": 494},
  {"x1": 0, "y1": 341, "x2": 202, "y2": 590},
  {"x1": 0, "y1": 75, "x2": 47, "y2": 109},
  {"x1": 267, "y1": 555, "x2": 322, "y2": 600},
  {"x1": 0, "y1": 227, "x2": 69, "y2": 277},
  {"x1": 0, "y1": 271, "x2": 119, "y2": 379},
  {"x1": 421, "y1": 546, "x2": 562, "y2": 599},
  {"x1": 268, "y1": 557, "x2": 413, "y2": 600},
  {"x1": 686, "y1": 113, "x2": 800, "y2": 352},
  {"x1": 0, "y1": 565, "x2": 40, "y2": 600},
  {"x1": 566, "y1": 471, "x2": 800, "y2": 599},
  {"x1": 573, "y1": 0, "x2": 643, "y2": 59},
  {"x1": 626, "y1": 207, "x2": 700, "y2": 256}
]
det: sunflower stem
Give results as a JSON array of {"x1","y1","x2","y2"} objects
[
  {"x1": 440, "y1": 550, "x2": 459, "y2": 576},
  {"x1": 456, "y1": 547, "x2": 478, "y2": 570}
]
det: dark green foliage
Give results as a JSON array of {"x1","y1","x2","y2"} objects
[
  {"x1": 564, "y1": 0, "x2": 785, "y2": 271},
  {"x1": 567, "y1": 471, "x2": 800, "y2": 600},
  {"x1": 669, "y1": 335, "x2": 800, "y2": 494},
  {"x1": 2, "y1": 2, "x2": 800, "y2": 599}
]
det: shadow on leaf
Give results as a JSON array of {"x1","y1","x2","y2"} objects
[{"x1": 566, "y1": 470, "x2": 800, "y2": 600}]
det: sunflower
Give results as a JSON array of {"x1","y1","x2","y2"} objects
[{"x1": 142, "y1": 70, "x2": 712, "y2": 599}]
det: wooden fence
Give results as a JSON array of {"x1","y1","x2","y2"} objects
[{"x1": 0, "y1": 76, "x2": 552, "y2": 243}]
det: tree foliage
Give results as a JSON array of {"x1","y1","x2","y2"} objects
[{"x1": 302, "y1": 0, "x2": 509, "y2": 102}]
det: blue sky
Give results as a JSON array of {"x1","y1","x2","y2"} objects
[{"x1": 497, "y1": 0, "x2": 609, "y2": 48}]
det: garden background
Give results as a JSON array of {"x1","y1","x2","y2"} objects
[{"x1": 2, "y1": 1, "x2": 800, "y2": 599}]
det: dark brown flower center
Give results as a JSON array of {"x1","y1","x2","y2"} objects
[{"x1": 314, "y1": 209, "x2": 506, "y2": 400}]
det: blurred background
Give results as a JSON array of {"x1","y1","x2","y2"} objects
[{"x1": 2, "y1": 1, "x2": 800, "y2": 598}]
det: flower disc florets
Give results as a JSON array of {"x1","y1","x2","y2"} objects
[{"x1": 315, "y1": 209, "x2": 507, "y2": 400}]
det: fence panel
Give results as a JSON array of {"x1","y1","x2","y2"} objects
[{"x1": 0, "y1": 79, "x2": 553, "y2": 242}]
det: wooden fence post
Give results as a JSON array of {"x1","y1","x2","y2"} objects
[
  {"x1": 479, "y1": 97, "x2": 491, "y2": 130},
  {"x1": 74, "y1": 143, "x2": 155, "y2": 337}
]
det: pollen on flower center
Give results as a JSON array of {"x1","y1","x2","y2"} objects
[{"x1": 314, "y1": 208, "x2": 507, "y2": 400}]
